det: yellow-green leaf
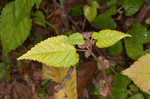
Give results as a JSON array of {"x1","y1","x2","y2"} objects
[
  {"x1": 18, "y1": 35, "x2": 79, "y2": 67},
  {"x1": 83, "y1": 5, "x2": 97, "y2": 23},
  {"x1": 122, "y1": 54, "x2": 150, "y2": 94},
  {"x1": 65, "y1": 33, "x2": 85, "y2": 45},
  {"x1": 92, "y1": 30, "x2": 131, "y2": 48}
]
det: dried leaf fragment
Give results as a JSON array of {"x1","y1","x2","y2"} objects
[{"x1": 122, "y1": 54, "x2": 150, "y2": 94}]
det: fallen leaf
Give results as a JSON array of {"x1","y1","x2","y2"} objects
[
  {"x1": 122, "y1": 54, "x2": 150, "y2": 94},
  {"x1": 43, "y1": 66, "x2": 77, "y2": 99},
  {"x1": 77, "y1": 61, "x2": 97, "y2": 96}
]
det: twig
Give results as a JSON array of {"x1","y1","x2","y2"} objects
[
  {"x1": 136, "y1": 5, "x2": 150, "y2": 23},
  {"x1": 76, "y1": 49, "x2": 88, "y2": 52},
  {"x1": 52, "y1": 0, "x2": 60, "y2": 7},
  {"x1": 88, "y1": 47, "x2": 114, "y2": 99},
  {"x1": 144, "y1": 0, "x2": 150, "y2": 4},
  {"x1": 82, "y1": 18, "x2": 86, "y2": 31},
  {"x1": 55, "y1": 66, "x2": 74, "y2": 93},
  {"x1": 68, "y1": 16, "x2": 81, "y2": 32},
  {"x1": 46, "y1": 22, "x2": 59, "y2": 34},
  {"x1": 52, "y1": 0, "x2": 81, "y2": 32},
  {"x1": 52, "y1": 0, "x2": 69, "y2": 31}
]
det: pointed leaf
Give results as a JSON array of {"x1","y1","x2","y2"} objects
[
  {"x1": 18, "y1": 35, "x2": 79, "y2": 67},
  {"x1": 122, "y1": 0, "x2": 144, "y2": 16},
  {"x1": 15, "y1": 0, "x2": 41, "y2": 23},
  {"x1": 65, "y1": 33, "x2": 85, "y2": 45},
  {"x1": 0, "y1": 2, "x2": 32, "y2": 56},
  {"x1": 92, "y1": 14, "x2": 117, "y2": 29},
  {"x1": 83, "y1": 5, "x2": 97, "y2": 23},
  {"x1": 92, "y1": 30, "x2": 131, "y2": 48},
  {"x1": 122, "y1": 54, "x2": 150, "y2": 94},
  {"x1": 125, "y1": 24, "x2": 150, "y2": 60}
]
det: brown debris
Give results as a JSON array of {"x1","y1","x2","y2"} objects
[{"x1": 77, "y1": 61, "x2": 97, "y2": 97}]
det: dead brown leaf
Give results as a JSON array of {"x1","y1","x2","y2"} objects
[{"x1": 77, "y1": 61, "x2": 97, "y2": 96}]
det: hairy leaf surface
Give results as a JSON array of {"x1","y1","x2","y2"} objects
[
  {"x1": 92, "y1": 30, "x2": 131, "y2": 48},
  {"x1": 18, "y1": 36, "x2": 79, "y2": 67},
  {"x1": 122, "y1": 54, "x2": 150, "y2": 94}
]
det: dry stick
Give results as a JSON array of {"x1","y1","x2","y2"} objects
[
  {"x1": 144, "y1": 0, "x2": 150, "y2": 4},
  {"x1": 52, "y1": 0, "x2": 60, "y2": 7},
  {"x1": 55, "y1": 66, "x2": 74, "y2": 93},
  {"x1": 68, "y1": 16, "x2": 81, "y2": 32},
  {"x1": 76, "y1": 49, "x2": 88, "y2": 52},
  {"x1": 52, "y1": 0, "x2": 69, "y2": 31},
  {"x1": 89, "y1": 50, "x2": 114, "y2": 99},
  {"x1": 59, "y1": 0, "x2": 70, "y2": 31},
  {"x1": 52, "y1": 0, "x2": 81, "y2": 32},
  {"x1": 136, "y1": 5, "x2": 150, "y2": 23}
]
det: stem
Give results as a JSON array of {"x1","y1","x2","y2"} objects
[
  {"x1": 55, "y1": 66, "x2": 74, "y2": 93},
  {"x1": 90, "y1": 52, "x2": 114, "y2": 99},
  {"x1": 46, "y1": 22, "x2": 59, "y2": 34},
  {"x1": 76, "y1": 49, "x2": 88, "y2": 52}
]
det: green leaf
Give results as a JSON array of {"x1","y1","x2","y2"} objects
[
  {"x1": 91, "y1": 1, "x2": 100, "y2": 8},
  {"x1": 18, "y1": 35, "x2": 79, "y2": 67},
  {"x1": 112, "y1": 73, "x2": 131, "y2": 99},
  {"x1": 129, "y1": 84, "x2": 139, "y2": 93},
  {"x1": 143, "y1": 92, "x2": 150, "y2": 99},
  {"x1": 92, "y1": 14, "x2": 116, "y2": 29},
  {"x1": 144, "y1": 49, "x2": 150, "y2": 54},
  {"x1": 104, "y1": 6, "x2": 117, "y2": 16},
  {"x1": 90, "y1": 84, "x2": 104, "y2": 99},
  {"x1": 108, "y1": 41, "x2": 123, "y2": 56},
  {"x1": 14, "y1": 0, "x2": 33, "y2": 23},
  {"x1": 15, "y1": 0, "x2": 42, "y2": 23},
  {"x1": 122, "y1": 54, "x2": 150, "y2": 94},
  {"x1": 65, "y1": 33, "x2": 85, "y2": 45},
  {"x1": 122, "y1": 0, "x2": 144, "y2": 16},
  {"x1": 69, "y1": 6, "x2": 82, "y2": 16},
  {"x1": 125, "y1": 38, "x2": 143, "y2": 60},
  {"x1": 127, "y1": 24, "x2": 150, "y2": 44},
  {"x1": 145, "y1": 18, "x2": 150, "y2": 24},
  {"x1": 92, "y1": 30, "x2": 131, "y2": 48},
  {"x1": 112, "y1": 88, "x2": 128, "y2": 99},
  {"x1": 129, "y1": 93, "x2": 144, "y2": 99},
  {"x1": 125, "y1": 24, "x2": 150, "y2": 60},
  {"x1": 0, "y1": 63, "x2": 6, "y2": 79},
  {"x1": 32, "y1": 10, "x2": 46, "y2": 27},
  {"x1": 83, "y1": 5, "x2": 97, "y2": 23},
  {"x1": 0, "y1": 2, "x2": 32, "y2": 56},
  {"x1": 106, "y1": 0, "x2": 118, "y2": 7},
  {"x1": 34, "y1": 0, "x2": 42, "y2": 9}
]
